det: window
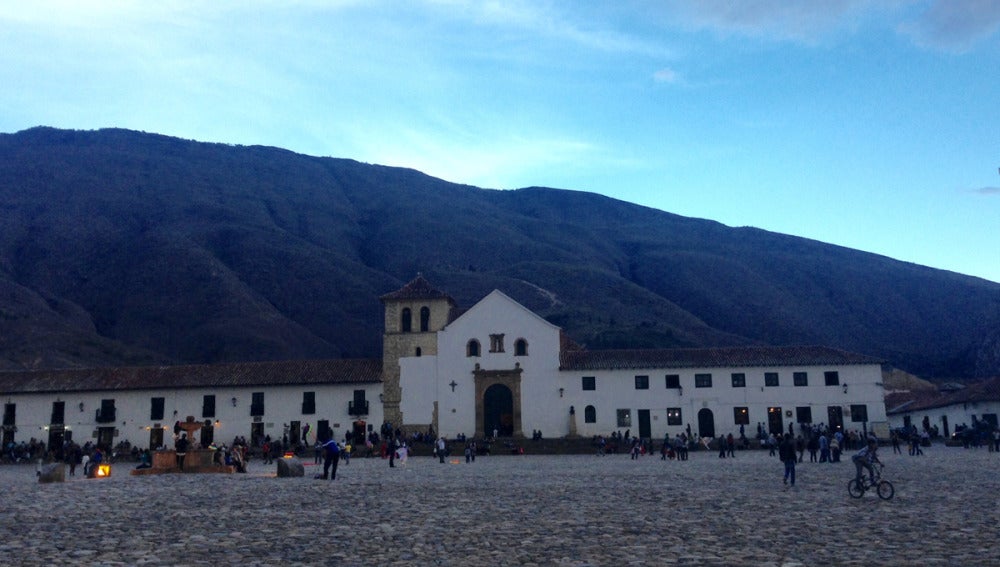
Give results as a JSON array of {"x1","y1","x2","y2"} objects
[
  {"x1": 667, "y1": 407, "x2": 682, "y2": 426},
  {"x1": 796, "y1": 406, "x2": 812, "y2": 424},
  {"x1": 420, "y1": 306, "x2": 430, "y2": 332},
  {"x1": 793, "y1": 372, "x2": 808, "y2": 387},
  {"x1": 582, "y1": 376, "x2": 596, "y2": 391},
  {"x1": 96, "y1": 399, "x2": 116, "y2": 423},
  {"x1": 150, "y1": 397, "x2": 165, "y2": 420},
  {"x1": 634, "y1": 375, "x2": 649, "y2": 390},
  {"x1": 695, "y1": 373, "x2": 712, "y2": 388},
  {"x1": 731, "y1": 373, "x2": 746, "y2": 388},
  {"x1": 514, "y1": 338, "x2": 528, "y2": 356},
  {"x1": 585, "y1": 405, "x2": 597, "y2": 423},
  {"x1": 489, "y1": 333, "x2": 505, "y2": 353},
  {"x1": 202, "y1": 395, "x2": 216, "y2": 418},
  {"x1": 251, "y1": 392, "x2": 265, "y2": 416},
  {"x1": 665, "y1": 374, "x2": 680, "y2": 389},
  {"x1": 765, "y1": 372, "x2": 779, "y2": 387},
  {"x1": 616, "y1": 409, "x2": 632, "y2": 428},
  {"x1": 401, "y1": 308, "x2": 412, "y2": 332},
  {"x1": 850, "y1": 405, "x2": 869, "y2": 423},
  {"x1": 3, "y1": 403, "x2": 15, "y2": 426},
  {"x1": 824, "y1": 371, "x2": 840, "y2": 386},
  {"x1": 733, "y1": 407, "x2": 749, "y2": 425},
  {"x1": 302, "y1": 391, "x2": 316, "y2": 415},
  {"x1": 466, "y1": 339, "x2": 480, "y2": 357}
]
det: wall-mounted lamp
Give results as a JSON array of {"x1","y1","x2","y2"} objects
[
  {"x1": 215, "y1": 420, "x2": 220, "y2": 426},
  {"x1": 79, "y1": 402, "x2": 85, "y2": 412},
  {"x1": 379, "y1": 393, "x2": 384, "y2": 402},
  {"x1": 678, "y1": 386, "x2": 683, "y2": 396},
  {"x1": 842, "y1": 384, "x2": 848, "y2": 394},
  {"x1": 231, "y1": 397, "x2": 238, "y2": 407},
  {"x1": 559, "y1": 387, "x2": 564, "y2": 398}
]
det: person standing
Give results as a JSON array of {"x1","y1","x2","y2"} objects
[
  {"x1": 317, "y1": 437, "x2": 340, "y2": 480},
  {"x1": 175, "y1": 433, "x2": 189, "y2": 472},
  {"x1": 388, "y1": 436, "x2": 398, "y2": 468},
  {"x1": 437, "y1": 437, "x2": 447, "y2": 463},
  {"x1": 779, "y1": 434, "x2": 796, "y2": 486}
]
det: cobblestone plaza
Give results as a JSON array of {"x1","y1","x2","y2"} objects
[{"x1": 1, "y1": 448, "x2": 997, "y2": 566}]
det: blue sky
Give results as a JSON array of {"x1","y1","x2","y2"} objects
[{"x1": 2, "y1": 1, "x2": 998, "y2": 283}]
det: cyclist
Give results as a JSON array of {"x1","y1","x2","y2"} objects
[{"x1": 852, "y1": 437, "x2": 881, "y2": 486}]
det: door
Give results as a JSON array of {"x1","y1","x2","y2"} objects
[
  {"x1": 317, "y1": 419, "x2": 331, "y2": 443},
  {"x1": 351, "y1": 420, "x2": 366, "y2": 445},
  {"x1": 767, "y1": 407, "x2": 783, "y2": 435},
  {"x1": 97, "y1": 426, "x2": 115, "y2": 450},
  {"x1": 47, "y1": 426, "x2": 65, "y2": 458},
  {"x1": 251, "y1": 422, "x2": 264, "y2": 447},
  {"x1": 200, "y1": 423, "x2": 214, "y2": 448},
  {"x1": 149, "y1": 427, "x2": 164, "y2": 450},
  {"x1": 698, "y1": 408, "x2": 715, "y2": 439},
  {"x1": 638, "y1": 409, "x2": 651, "y2": 440},
  {"x1": 484, "y1": 384, "x2": 514, "y2": 437},
  {"x1": 827, "y1": 406, "x2": 844, "y2": 432},
  {"x1": 941, "y1": 415, "x2": 949, "y2": 438}
]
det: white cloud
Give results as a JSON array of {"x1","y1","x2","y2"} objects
[
  {"x1": 658, "y1": 0, "x2": 868, "y2": 43},
  {"x1": 974, "y1": 186, "x2": 1000, "y2": 195},
  {"x1": 898, "y1": 0, "x2": 1000, "y2": 51}
]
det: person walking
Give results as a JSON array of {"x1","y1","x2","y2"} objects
[{"x1": 779, "y1": 434, "x2": 797, "y2": 486}]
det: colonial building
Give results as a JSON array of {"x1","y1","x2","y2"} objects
[
  {"x1": 0, "y1": 359, "x2": 382, "y2": 452},
  {"x1": 391, "y1": 278, "x2": 888, "y2": 441},
  {"x1": 886, "y1": 377, "x2": 1000, "y2": 438},
  {"x1": 1, "y1": 275, "x2": 889, "y2": 450}
]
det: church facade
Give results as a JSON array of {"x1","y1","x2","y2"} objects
[
  {"x1": 1, "y1": 275, "x2": 889, "y2": 451},
  {"x1": 387, "y1": 277, "x2": 888, "y2": 442}
]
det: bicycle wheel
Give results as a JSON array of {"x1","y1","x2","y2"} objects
[
  {"x1": 848, "y1": 479, "x2": 865, "y2": 498},
  {"x1": 877, "y1": 480, "x2": 895, "y2": 500}
]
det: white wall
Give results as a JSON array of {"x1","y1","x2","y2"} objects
[
  {"x1": 561, "y1": 363, "x2": 886, "y2": 439},
  {"x1": 888, "y1": 400, "x2": 1000, "y2": 437},
  {"x1": 3, "y1": 382, "x2": 382, "y2": 449}
]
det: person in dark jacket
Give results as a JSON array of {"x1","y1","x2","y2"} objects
[
  {"x1": 779, "y1": 434, "x2": 797, "y2": 486},
  {"x1": 316, "y1": 438, "x2": 340, "y2": 480}
]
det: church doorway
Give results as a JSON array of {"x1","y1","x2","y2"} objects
[
  {"x1": 483, "y1": 384, "x2": 514, "y2": 437},
  {"x1": 698, "y1": 408, "x2": 715, "y2": 439}
]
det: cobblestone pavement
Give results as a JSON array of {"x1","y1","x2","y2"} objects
[{"x1": 1, "y1": 447, "x2": 998, "y2": 566}]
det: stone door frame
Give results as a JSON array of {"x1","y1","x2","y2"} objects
[{"x1": 473, "y1": 364, "x2": 523, "y2": 439}]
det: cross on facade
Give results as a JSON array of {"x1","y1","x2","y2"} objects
[{"x1": 449, "y1": 380, "x2": 458, "y2": 392}]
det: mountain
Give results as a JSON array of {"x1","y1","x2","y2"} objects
[{"x1": 1, "y1": 126, "x2": 998, "y2": 379}]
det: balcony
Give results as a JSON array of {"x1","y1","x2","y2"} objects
[
  {"x1": 348, "y1": 400, "x2": 369, "y2": 416},
  {"x1": 95, "y1": 408, "x2": 116, "y2": 423}
]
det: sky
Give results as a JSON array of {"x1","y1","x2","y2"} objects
[{"x1": 2, "y1": 1, "x2": 998, "y2": 283}]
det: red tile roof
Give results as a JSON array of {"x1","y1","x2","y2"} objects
[
  {"x1": 380, "y1": 274, "x2": 455, "y2": 303},
  {"x1": 560, "y1": 345, "x2": 883, "y2": 371},
  {"x1": 0, "y1": 359, "x2": 382, "y2": 395},
  {"x1": 886, "y1": 376, "x2": 1000, "y2": 414}
]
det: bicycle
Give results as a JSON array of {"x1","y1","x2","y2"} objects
[{"x1": 847, "y1": 462, "x2": 894, "y2": 500}]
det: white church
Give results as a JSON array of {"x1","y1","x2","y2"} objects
[{"x1": 1, "y1": 275, "x2": 888, "y2": 451}]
